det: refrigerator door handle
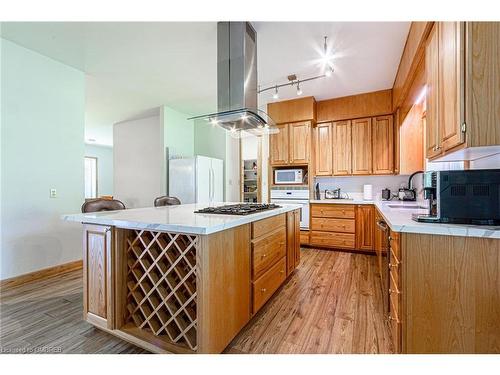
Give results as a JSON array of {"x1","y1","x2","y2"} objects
[
  {"x1": 208, "y1": 167, "x2": 212, "y2": 202},
  {"x1": 210, "y1": 167, "x2": 215, "y2": 201}
]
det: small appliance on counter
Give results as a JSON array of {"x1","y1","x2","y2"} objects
[
  {"x1": 363, "y1": 184, "x2": 373, "y2": 200},
  {"x1": 382, "y1": 188, "x2": 392, "y2": 201},
  {"x1": 398, "y1": 170, "x2": 423, "y2": 201},
  {"x1": 325, "y1": 188, "x2": 341, "y2": 199},
  {"x1": 413, "y1": 169, "x2": 500, "y2": 225}
]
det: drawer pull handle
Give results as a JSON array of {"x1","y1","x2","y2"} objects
[
  {"x1": 262, "y1": 254, "x2": 267, "y2": 258},
  {"x1": 261, "y1": 288, "x2": 267, "y2": 293},
  {"x1": 280, "y1": 270, "x2": 285, "y2": 274},
  {"x1": 388, "y1": 315, "x2": 399, "y2": 323},
  {"x1": 389, "y1": 263, "x2": 399, "y2": 268},
  {"x1": 389, "y1": 288, "x2": 401, "y2": 295}
]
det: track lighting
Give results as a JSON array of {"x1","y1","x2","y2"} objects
[
  {"x1": 272, "y1": 85, "x2": 279, "y2": 99},
  {"x1": 296, "y1": 82, "x2": 302, "y2": 96},
  {"x1": 325, "y1": 66, "x2": 333, "y2": 77}
]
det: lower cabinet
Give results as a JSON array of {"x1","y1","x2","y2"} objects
[
  {"x1": 388, "y1": 230, "x2": 402, "y2": 353},
  {"x1": 83, "y1": 224, "x2": 114, "y2": 329},
  {"x1": 309, "y1": 203, "x2": 375, "y2": 253},
  {"x1": 251, "y1": 210, "x2": 300, "y2": 315}
]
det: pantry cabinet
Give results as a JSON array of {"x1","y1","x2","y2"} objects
[
  {"x1": 269, "y1": 122, "x2": 311, "y2": 166},
  {"x1": 425, "y1": 22, "x2": 500, "y2": 160}
]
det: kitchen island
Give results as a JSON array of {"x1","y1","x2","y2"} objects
[{"x1": 63, "y1": 203, "x2": 301, "y2": 354}]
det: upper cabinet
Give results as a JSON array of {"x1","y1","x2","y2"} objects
[
  {"x1": 425, "y1": 22, "x2": 500, "y2": 161},
  {"x1": 332, "y1": 120, "x2": 352, "y2": 176},
  {"x1": 269, "y1": 122, "x2": 311, "y2": 166},
  {"x1": 269, "y1": 124, "x2": 289, "y2": 165},
  {"x1": 372, "y1": 115, "x2": 394, "y2": 174},
  {"x1": 314, "y1": 122, "x2": 333, "y2": 176},
  {"x1": 351, "y1": 118, "x2": 373, "y2": 175}
]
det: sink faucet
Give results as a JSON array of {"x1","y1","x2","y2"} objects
[{"x1": 408, "y1": 171, "x2": 424, "y2": 190}]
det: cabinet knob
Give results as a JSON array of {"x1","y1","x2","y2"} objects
[
  {"x1": 389, "y1": 263, "x2": 398, "y2": 268},
  {"x1": 262, "y1": 253, "x2": 267, "y2": 258},
  {"x1": 261, "y1": 288, "x2": 267, "y2": 293},
  {"x1": 388, "y1": 315, "x2": 399, "y2": 323},
  {"x1": 280, "y1": 270, "x2": 285, "y2": 274},
  {"x1": 389, "y1": 288, "x2": 401, "y2": 295}
]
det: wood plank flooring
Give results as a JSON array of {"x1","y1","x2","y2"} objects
[{"x1": 0, "y1": 248, "x2": 392, "y2": 354}]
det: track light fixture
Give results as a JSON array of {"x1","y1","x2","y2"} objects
[{"x1": 272, "y1": 85, "x2": 279, "y2": 99}]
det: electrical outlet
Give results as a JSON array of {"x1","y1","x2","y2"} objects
[{"x1": 50, "y1": 188, "x2": 57, "y2": 198}]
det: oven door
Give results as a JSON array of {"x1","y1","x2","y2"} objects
[{"x1": 270, "y1": 199, "x2": 309, "y2": 229}]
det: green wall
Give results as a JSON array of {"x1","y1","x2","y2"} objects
[
  {"x1": 1, "y1": 38, "x2": 85, "y2": 279},
  {"x1": 193, "y1": 119, "x2": 227, "y2": 161},
  {"x1": 84, "y1": 144, "x2": 114, "y2": 196},
  {"x1": 163, "y1": 106, "x2": 195, "y2": 158}
]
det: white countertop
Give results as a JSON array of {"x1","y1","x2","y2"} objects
[
  {"x1": 62, "y1": 202, "x2": 301, "y2": 235},
  {"x1": 309, "y1": 198, "x2": 500, "y2": 239}
]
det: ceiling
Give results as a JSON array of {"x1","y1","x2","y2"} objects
[{"x1": 1, "y1": 22, "x2": 410, "y2": 146}]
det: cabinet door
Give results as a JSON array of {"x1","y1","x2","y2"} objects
[
  {"x1": 372, "y1": 115, "x2": 394, "y2": 174},
  {"x1": 270, "y1": 124, "x2": 289, "y2": 165},
  {"x1": 83, "y1": 224, "x2": 114, "y2": 329},
  {"x1": 289, "y1": 121, "x2": 311, "y2": 164},
  {"x1": 286, "y1": 210, "x2": 300, "y2": 275},
  {"x1": 374, "y1": 210, "x2": 387, "y2": 278},
  {"x1": 314, "y1": 122, "x2": 333, "y2": 175},
  {"x1": 351, "y1": 118, "x2": 373, "y2": 175},
  {"x1": 426, "y1": 24, "x2": 442, "y2": 159},
  {"x1": 332, "y1": 120, "x2": 352, "y2": 175},
  {"x1": 356, "y1": 205, "x2": 375, "y2": 251},
  {"x1": 294, "y1": 209, "x2": 301, "y2": 267},
  {"x1": 439, "y1": 22, "x2": 465, "y2": 152}
]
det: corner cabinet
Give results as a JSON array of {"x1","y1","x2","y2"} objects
[
  {"x1": 269, "y1": 121, "x2": 311, "y2": 166},
  {"x1": 425, "y1": 22, "x2": 500, "y2": 160},
  {"x1": 83, "y1": 224, "x2": 114, "y2": 329}
]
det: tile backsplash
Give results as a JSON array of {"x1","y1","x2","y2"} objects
[{"x1": 314, "y1": 174, "x2": 419, "y2": 201}]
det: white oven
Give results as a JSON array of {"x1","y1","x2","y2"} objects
[
  {"x1": 274, "y1": 169, "x2": 303, "y2": 185},
  {"x1": 270, "y1": 189, "x2": 310, "y2": 229}
]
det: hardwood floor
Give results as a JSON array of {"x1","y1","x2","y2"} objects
[{"x1": 0, "y1": 248, "x2": 392, "y2": 354}]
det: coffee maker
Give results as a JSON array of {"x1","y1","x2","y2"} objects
[{"x1": 413, "y1": 169, "x2": 500, "y2": 225}]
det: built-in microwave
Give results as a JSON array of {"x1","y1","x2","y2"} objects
[{"x1": 274, "y1": 169, "x2": 303, "y2": 184}]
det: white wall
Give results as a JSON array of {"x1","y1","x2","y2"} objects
[
  {"x1": 1, "y1": 39, "x2": 85, "y2": 280},
  {"x1": 225, "y1": 134, "x2": 241, "y2": 202},
  {"x1": 113, "y1": 115, "x2": 165, "y2": 208},
  {"x1": 84, "y1": 144, "x2": 114, "y2": 196},
  {"x1": 470, "y1": 153, "x2": 500, "y2": 169}
]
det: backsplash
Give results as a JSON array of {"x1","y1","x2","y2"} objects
[{"x1": 314, "y1": 174, "x2": 422, "y2": 201}]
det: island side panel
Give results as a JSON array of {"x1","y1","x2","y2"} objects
[
  {"x1": 401, "y1": 233, "x2": 500, "y2": 353},
  {"x1": 196, "y1": 224, "x2": 252, "y2": 354}
]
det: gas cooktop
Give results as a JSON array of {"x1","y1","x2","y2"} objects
[{"x1": 194, "y1": 203, "x2": 281, "y2": 216}]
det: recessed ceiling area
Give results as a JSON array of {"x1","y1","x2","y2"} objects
[{"x1": 1, "y1": 21, "x2": 410, "y2": 146}]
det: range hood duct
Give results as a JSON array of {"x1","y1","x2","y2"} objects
[{"x1": 189, "y1": 22, "x2": 277, "y2": 137}]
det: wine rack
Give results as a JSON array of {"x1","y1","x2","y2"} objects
[{"x1": 125, "y1": 229, "x2": 198, "y2": 351}]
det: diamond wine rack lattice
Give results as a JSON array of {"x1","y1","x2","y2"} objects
[{"x1": 125, "y1": 230, "x2": 199, "y2": 351}]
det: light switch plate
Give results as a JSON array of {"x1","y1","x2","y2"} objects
[{"x1": 50, "y1": 188, "x2": 57, "y2": 198}]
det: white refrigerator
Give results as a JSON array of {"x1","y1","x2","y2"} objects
[{"x1": 168, "y1": 156, "x2": 224, "y2": 204}]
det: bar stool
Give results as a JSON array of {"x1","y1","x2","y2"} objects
[
  {"x1": 81, "y1": 198, "x2": 126, "y2": 213},
  {"x1": 154, "y1": 196, "x2": 181, "y2": 207}
]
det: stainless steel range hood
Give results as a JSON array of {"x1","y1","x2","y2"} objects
[{"x1": 189, "y1": 22, "x2": 277, "y2": 137}]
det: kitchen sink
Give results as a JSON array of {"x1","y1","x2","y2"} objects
[{"x1": 387, "y1": 204, "x2": 427, "y2": 209}]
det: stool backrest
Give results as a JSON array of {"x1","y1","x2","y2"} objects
[
  {"x1": 81, "y1": 199, "x2": 126, "y2": 213},
  {"x1": 154, "y1": 196, "x2": 181, "y2": 207}
]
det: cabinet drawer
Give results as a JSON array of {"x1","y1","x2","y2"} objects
[
  {"x1": 253, "y1": 257, "x2": 287, "y2": 313},
  {"x1": 252, "y1": 214, "x2": 285, "y2": 239},
  {"x1": 299, "y1": 230, "x2": 309, "y2": 245},
  {"x1": 310, "y1": 231, "x2": 355, "y2": 249},
  {"x1": 252, "y1": 227, "x2": 286, "y2": 279},
  {"x1": 311, "y1": 217, "x2": 355, "y2": 233},
  {"x1": 311, "y1": 204, "x2": 355, "y2": 219}
]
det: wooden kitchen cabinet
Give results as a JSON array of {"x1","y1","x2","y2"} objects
[
  {"x1": 314, "y1": 122, "x2": 333, "y2": 175},
  {"x1": 269, "y1": 123, "x2": 289, "y2": 165},
  {"x1": 373, "y1": 208, "x2": 388, "y2": 279},
  {"x1": 269, "y1": 122, "x2": 311, "y2": 166},
  {"x1": 83, "y1": 224, "x2": 114, "y2": 329},
  {"x1": 351, "y1": 118, "x2": 372, "y2": 175},
  {"x1": 425, "y1": 22, "x2": 500, "y2": 161},
  {"x1": 286, "y1": 210, "x2": 300, "y2": 275},
  {"x1": 332, "y1": 120, "x2": 352, "y2": 175},
  {"x1": 355, "y1": 205, "x2": 375, "y2": 251},
  {"x1": 372, "y1": 115, "x2": 394, "y2": 174},
  {"x1": 289, "y1": 122, "x2": 311, "y2": 164}
]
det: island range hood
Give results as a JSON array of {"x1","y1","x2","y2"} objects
[{"x1": 189, "y1": 22, "x2": 278, "y2": 137}]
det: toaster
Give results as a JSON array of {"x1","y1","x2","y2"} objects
[{"x1": 325, "y1": 188, "x2": 341, "y2": 199}]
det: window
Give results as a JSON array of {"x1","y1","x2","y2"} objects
[{"x1": 84, "y1": 156, "x2": 98, "y2": 199}]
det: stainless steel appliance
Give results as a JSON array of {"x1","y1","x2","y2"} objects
[
  {"x1": 382, "y1": 188, "x2": 392, "y2": 200},
  {"x1": 195, "y1": 203, "x2": 280, "y2": 215},
  {"x1": 413, "y1": 169, "x2": 500, "y2": 224},
  {"x1": 274, "y1": 169, "x2": 304, "y2": 185},
  {"x1": 325, "y1": 188, "x2": 341, "y2": 199},
  {"x1": 169, "y1": 156, "x2": 224, "y2": 204},
  {"x1": 270, "y1": 189, "x2": 309, "y2": 229}
]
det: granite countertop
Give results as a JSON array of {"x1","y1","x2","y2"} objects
[
  {"x1": 62, "y1": 202, "x2": 301, "y2": 235},
  {"x1": 309, "y1": 198, "x2": 500, "y2": 239}
]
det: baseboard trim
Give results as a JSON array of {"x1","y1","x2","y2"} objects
[{"x1": 0, "y1": 260, "x2": 83, "y2": 290}]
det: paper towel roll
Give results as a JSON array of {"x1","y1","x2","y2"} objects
[{"x1": 363, "y1": 184, "x2": 373, "y2": 200}]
